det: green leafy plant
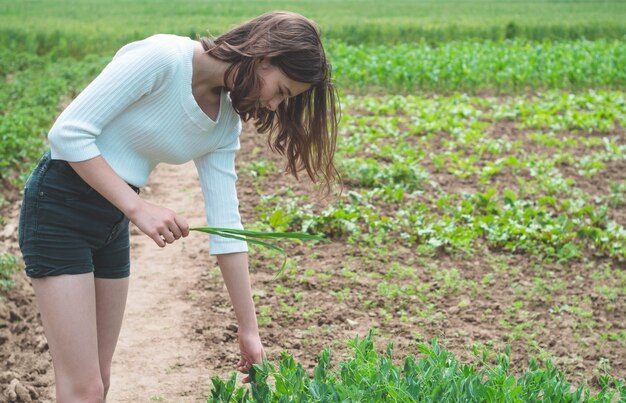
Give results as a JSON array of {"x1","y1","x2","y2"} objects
[
  {"x1": 0, "y1": 252, "x2": 21, "y2": 292},
  {"x1": 208, "y1": 331, "x2": 625, "y2": 402}
]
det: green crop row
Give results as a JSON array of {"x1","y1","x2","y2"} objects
[
  {"x1": 6, "y1": 37, "x2": 625, "y2": 95},
  {"x1": 4, "y1": 25, "x2": 626, "y2": 58},
  {"x1": 209, "y1": 331, "x2": 624, "y2": 402},
  {"x1": 256, "y1": 188, "x2": 625, "y2": 262},
  {"x1": 330, "y1": 40, "x2": 626, "y2": 93}
]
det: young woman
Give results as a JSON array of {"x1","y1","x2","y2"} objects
[{"x1": 18, "y1": 11, "x2": 339, "y2": 402}]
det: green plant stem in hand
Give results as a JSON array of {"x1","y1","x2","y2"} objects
[{"x1": 189, "y1": 227, "x2": 324, "y2": 276}]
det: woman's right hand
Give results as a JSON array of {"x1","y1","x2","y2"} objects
[
  {"x1": 128, "y1": 199, "x2": 189, "y2": 247},
  {"x1": 236, "y1": 330, "x2": 266, "y2": 384},
  {"x1": 66, "y1": 157, "x2": 188, "y2": 247}
]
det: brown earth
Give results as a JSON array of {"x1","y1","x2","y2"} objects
[{"x1": 1, "y1": 116, "x2": 625, "y2": 402}]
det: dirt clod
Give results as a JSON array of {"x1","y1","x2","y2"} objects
[{"x1": 6, "y1": 379, "x2": 32, "y2": 402}]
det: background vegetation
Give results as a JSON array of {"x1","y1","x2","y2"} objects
[{"x1": 3, "y1": 0, "x2": 626, "y2": 55}]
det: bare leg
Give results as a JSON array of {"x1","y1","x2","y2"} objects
[
  {"x1": 31, "y1": 273, "x2": 104, "y2": 403},
  {"x1": 94, "y1": 277, "x2": 129, "y2": 399}
]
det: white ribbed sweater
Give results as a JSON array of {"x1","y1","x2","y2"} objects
[{"x1": 48, "y1": 34, "x2": 248, "y2": 255}]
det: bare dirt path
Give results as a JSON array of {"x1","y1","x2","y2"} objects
[{"x1": 106, "y1": 161, "x2": 223, "y2": 402}]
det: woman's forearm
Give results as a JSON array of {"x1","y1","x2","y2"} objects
[
  {"x1": 69, "y1": 155, "x2": 142, "y2": 216},
  {"x1": 69, "y1": 155, "x2": 189, "y2": 247},
  {"x1": 216, "y1": 252, "x2": 259, "y2": 334}
]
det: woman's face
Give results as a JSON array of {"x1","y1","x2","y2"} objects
[{"x1": 256, "y1": 58, "x2": 311, "y2": 112}]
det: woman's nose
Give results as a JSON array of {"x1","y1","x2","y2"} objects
[{"x1": 267, "y1": 96, "x2": 284, "y2": 111}]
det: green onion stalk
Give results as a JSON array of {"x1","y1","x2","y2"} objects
[{"x1": 190, "y1": 227, "x2": 324, "y2": 276}]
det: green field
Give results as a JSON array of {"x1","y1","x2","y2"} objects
[
  {"x1": 2, "y1": 0, "x2": 626, "y2": 54},
  {"x1": 1, "y1": 0, "x2": 625, "y2": 400}
]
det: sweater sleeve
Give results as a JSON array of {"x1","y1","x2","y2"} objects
[
  {"x1": 193, "y1": 120, "x2": 249, "y2": 255},
  {"x1": 48, "y1": 35, "x2": 179, "y2": 161}
]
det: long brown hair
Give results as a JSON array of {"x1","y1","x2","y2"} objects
[{"x1": 200, "y1": 11, "x2": 340, "y2": 194}]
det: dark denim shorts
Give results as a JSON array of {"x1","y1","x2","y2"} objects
[{"x1": 18, "y1": 152, "x2": 139, "y2": 279}]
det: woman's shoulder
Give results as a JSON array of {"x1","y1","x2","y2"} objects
[{"x1": 112, "y1": 34, "x2": 192, "y2": 66}]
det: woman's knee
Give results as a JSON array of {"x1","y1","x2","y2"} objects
[{"x1": 57, "y1": 377, "x2": 105, "y2": 403}]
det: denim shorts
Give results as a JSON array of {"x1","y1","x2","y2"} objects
[{"x1": 18, "y1": 152, "x2": 139, "y2": 279}]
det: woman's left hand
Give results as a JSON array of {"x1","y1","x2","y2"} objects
[{"x1": 236, "y1": 330, "x2": 266, "y2": 383}]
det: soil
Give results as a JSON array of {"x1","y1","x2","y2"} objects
[{"x1": 1, "y1": 115, "x2": 625, "y2": 401}]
